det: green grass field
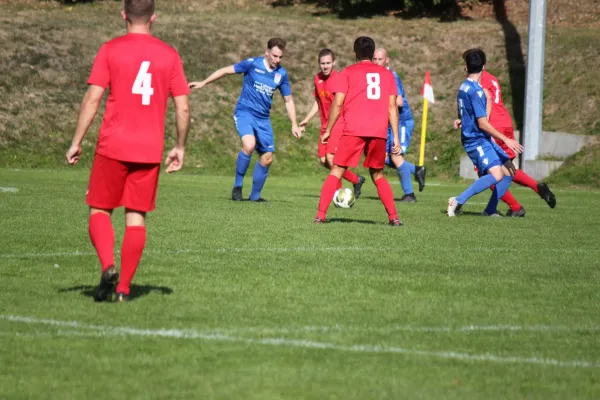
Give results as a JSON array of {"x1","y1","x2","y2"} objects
[{"x1": 1, "y1": 168, "x2": 600, "y2": 399}]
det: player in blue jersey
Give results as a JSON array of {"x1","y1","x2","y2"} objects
[
  {"x1": 189, "y1": 38, "x2": 303, "y2": 201},
  {"x1": 447, "y1": 48, "x2": 524, "y2": 217},
  {"x1": 372, "y1": 48, "x2": 425, "y2": 202}
]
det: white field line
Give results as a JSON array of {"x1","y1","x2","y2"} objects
[
  {"x1": 1, "y1": 315, "x2": 598, "y2": 368},
  {"x1": 0, "y1": 187, "x2": 18, "y2": 193},
  {"x1": 0, "y1": 246, "x2": 377, "y2": 259}
]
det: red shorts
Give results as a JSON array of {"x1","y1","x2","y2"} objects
[
  {"x1": 493, "y1": 126, "x2": 516, "y2": 159},
  {"x1": 317, "y1": 127, "x2": 343, "y2": 157},
  {"x1": 86, "y1": 153, "x2": 160, "y2": 212},
  {"x1": 333, "y1": 136, "x2": 387, "y2": 169}
]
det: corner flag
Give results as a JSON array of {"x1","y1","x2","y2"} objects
[{"x1": 418, "y1": 71, "x2": 434, "y2": 166}]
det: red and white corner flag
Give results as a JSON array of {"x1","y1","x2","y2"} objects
[{"x1": 421, "y1": 70, "x2": 435, "y2": 104}]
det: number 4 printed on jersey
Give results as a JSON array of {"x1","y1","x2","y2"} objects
[{"x1": 132, "y1": 61, "x2": 154, "y2": 105}]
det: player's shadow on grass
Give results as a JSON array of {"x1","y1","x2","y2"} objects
[
  {"x1": 58, "y1": 284, "x2": 173, "y2": 301},
  {"x1": 326, "y1": 218, "x2": 377, "y2": 225},
  {"x1": 363, "y1": 195, "x2": 416, "y2": 203}
]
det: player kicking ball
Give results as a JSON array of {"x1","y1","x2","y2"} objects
[
  {"x1": 65, "y1": 0, "x2": 190, "y2": 302},
  {"x1": 299, "y1": 49, "x2": 366, "y2": 198},
  {"x1": 447, "y1": 48, "x2": 524, "y2": 217},
  {"x1": 188, "y1": 38, "x2": 303, "y2": 202},
  {"x1": 372, "y1": 48, "x2": 425, "y2": 202},
  {"x1": 314, "y1": 37, "x2": 403, "y2": 226}
]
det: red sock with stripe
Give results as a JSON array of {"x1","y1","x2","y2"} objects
[
  {"x1": 89, "y1": 212, "x2": 115, "y2": 273},
  {"x1": 116, "y1": 226, "x2": 146, "y2": 296},
  {"x1": 316, "y1": 175, "x2": 340, "y2": 220},
  {"x1": 374, "y1": 177, "x2": 398, "y2": 220},
  {"x1": 513, "y1": 170, "x2": 539, "y2": 193}
]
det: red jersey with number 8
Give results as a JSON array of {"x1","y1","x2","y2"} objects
[
  {"x1": 87, "y1": 33, "x2": 190, "y2": 164},
  {"x1": 480, "y1": 71, "x2": 513, "y2": 129},
  {"x1": 329, "y1": 61, "x2": 397, "y2": 139}
]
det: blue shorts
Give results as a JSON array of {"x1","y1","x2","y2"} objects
[
  {"x1": 233, "y1": 110, "x2": 275, "y2": 154},
  {"x1": 386, "y1": 120, "x2": 415, "y2": 155},
  {"x1": 465, "y1": 139, "x2": 509, "y2": 174}
]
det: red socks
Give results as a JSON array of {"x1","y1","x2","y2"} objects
[
  {"x1": 89, "y1": 213, "x2": 115, "y2": 273},
  {"x1": 342, "y1": 169, "x2": 359, "y2": 185},
  {"x1": 513, "y1": 170, "x2": 539, "y2": 193},
  {"x1": 116, "y1": 226, "x2": 146, "y2": 296},
  {"x1": 316, "y1": 175, "x2": 340, "y2": 219},
  {"x1": 500, "y1": 189, "x2": 521, "y2": 212},
  {"x1": 374, "y1": 178, "x2": 398, "y2": 220}
]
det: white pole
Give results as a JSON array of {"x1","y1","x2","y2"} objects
[{"x1": 523, "y1": 0, "x2": 547, "y2": 161}]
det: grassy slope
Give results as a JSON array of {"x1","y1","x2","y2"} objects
[
  {"x1": 0, "y1": 0, "x2": 598, "y2": 183},
  {"x1": 1, "y1": 168, "x2": 600, "y2": 399}
]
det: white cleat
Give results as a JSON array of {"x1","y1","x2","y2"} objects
[
  {"x1": 447, "y1": 197, "x2": 462, "y2": 217},
  {"x1": 481, "y1": 210, "x2": 502, "y2": 217}
]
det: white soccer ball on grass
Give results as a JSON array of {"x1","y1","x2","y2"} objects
[{"x1": 333, "y1": 188, "x2": 355, "y2": 209}]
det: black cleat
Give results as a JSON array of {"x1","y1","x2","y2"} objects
[
  {"x1": 506, "y1": 206, "x2": 526, "y2": 217},
  {"x1": 94, "y1": 266, "x2": 119, "y2": 303},
  {"x1": 389, "y1": 218, "x2": 404, "y2": 227},
  {"x1": 353, "y1": 175, "x2": 366, "y2": 200},
  {"x1": 114, "y1": 292, "x2": 130, "y2": 303},
  {"x1": 537, "y1": 182, "x2": 556, "y2": 208},
  {"x1": 399, "y1": 193, "x2": 417, "y2": 203},
  {"x1": 231, "y1": 186, "x2": 243, "y2": 201},
  {"x1": 313, "y1": 217, "x2": 325, "y2": 224},
  {"x1": 249, "y1": 197, "x2": 268, "y2": 202},
  {"x1": 415, "y1": 166, "x2": 426, "y2": 192}
]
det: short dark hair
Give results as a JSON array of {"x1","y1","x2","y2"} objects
[
  {"x1": 463, "y1": 48, "x2": 486, "y2": 73},
  {"x1": 318, "y1": 48, "x2": 335, "y2": 62},
  {"x1": 353, "y1": 36, "x2": 375, "y2": 60},
  {"x1": 124, "y1": 0, "x2": 155, "y2": 23},
  {"x1": 267, "y1": 38, "x2": 286, "y2": 51}
]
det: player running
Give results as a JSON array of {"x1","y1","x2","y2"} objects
[
  {"x1": 372, "y1": 48, "x2": 425, "y2": 202},
  {"x1": 188, "y1": 38, "x2": 303, "y2": 202},
  {"x1": 473, "y1": 49, "x2": 556, "y2": 214},
  {"x1": 65, "y1": 0, "x2": 191, "y2": 302},
  {"x1": 447, "y1": 48, "x2": 524, "y2": 217},
  {"x1": 314, "y1": 37, "x2": 403, "y2": 226},
  {"x1": 299, "y1": 49, "x2": 366, "y2": 198}
]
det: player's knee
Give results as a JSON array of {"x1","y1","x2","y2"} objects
[
  {"x1": 369, "y1": 168, "x2": 384, "y2": 181},
  {"x1": 260, "y1": 153, "x2": 273, "y2": 166},
  {"x1": 488, "y1": 166, "x2": 504, "y2": 182},
  {"x1": 241, "y1": 144, "x2": 255, "y2": 155},
  {"x1": 319, "y1": 157, "x2": 328, "y2": 167}
]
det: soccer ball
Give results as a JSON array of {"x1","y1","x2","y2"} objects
[{"x1": 333, "y1": 188, "x2": 355, "y2": 208}]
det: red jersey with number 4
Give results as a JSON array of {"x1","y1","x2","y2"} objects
[
  {"x1": 87, "y1": 33, "x2": 190, "y2": 164},
  {"x1": 480, "y1": 71, "x2": 513, "y2": 129},
  {"x1": 329, "y1": 61, "x2": 397, "y2": 139},
  {"x1": 314, "y1": 70, "x2": 343, "y2": 135}
]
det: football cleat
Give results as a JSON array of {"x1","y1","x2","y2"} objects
[
  {"x1": 447, "y1": 197, "x2": 462, "y2": 217},
  {"x1": 231, "y1": 186, "x2": 243, "y2": 201},
  {"x1": 506, "y1": 206, "x2": 526, "y2": 217},
  {"x1": 313, "y1": 217, "x2": 325, "y2": 224},
  {"x1": 415, "y1": 166, "x2": 426, "y2": 192},
  {"x1": 353, "y1": 175, "x2": 366, "y2": 200},
  {"x1": 94, "y1": 266, "x2": 119, "y2": 303},
  {"x1": 482, "y1": 210, "x2": 503, "y2": 217},
  {"x1": 249, "y1": 197, "x2": 268, "y2": 202},
  {"x1": 114, "y1": 292, "x2": 130, "y2": 303},
  {"x1": 537, "y1": 182, "x2": 556, "y2": 208},
  {"x1": 389, "y1": 218, "x2": 404, "y2": 227},
  {"x1": 399, "y1": 193, "x2": 417, "y2": 203}
]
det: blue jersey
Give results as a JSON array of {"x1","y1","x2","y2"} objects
[
  {"x1": 233, "y1": 57, "x2": 292, "y2": 118},
  {"x1": 389, "y1": 68, "x2": 413, "y2": 124},
  {"x1": 457, "y1": 78, "x2": 488, "y2": 149}
]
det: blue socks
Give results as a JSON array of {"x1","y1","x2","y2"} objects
[
  {"x1": 249, "y1": 162, "x2": 269, "y2": 201},
  {"x1": 456, "y1": 174, "x2": 497, "y2": 205},
  {"x1": 398, "y1": 162, "x2": 414, "y2": 195},
  {"x1": 234, "y1": 151, "x2": 251, "y2": 188},
  {"x1": 484, "y1": 175, "x2": 513, "y2": 214}
]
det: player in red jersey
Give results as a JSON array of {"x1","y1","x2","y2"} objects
[
  {"x1": 314, "y1": 37, "x2": 403, "y2": 226},
  {"x1": 65, "y1": 0, "x2": 190, "y2": 302},
  {"x1": 463, "y1": 49, "x2": 556, "y2": 215},
  {"x1": 299, "y1": 49, "x2": 366, "y2": 198}
]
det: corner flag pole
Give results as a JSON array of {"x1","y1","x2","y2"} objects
[{"x1": 419, "y1": 71, "x2": 435, "y2": 167}]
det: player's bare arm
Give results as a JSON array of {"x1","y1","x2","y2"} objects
[
  {"x1": 300, "y1": 100, "x2": 319, "y2": 128},
  {"x1": 188, "y1": 65, "x2": 236, "y2": 89},
  {"x1": 66, "y1": 85, "x2": 106, "y2": 165},
  {"x1": 483, "y1": 88, "x2": 492, "y2": 120},
  {"x1": 283, "y1": 95, "x2": 303, "y2": 139},
  {"x1": 396, "y1": 94, "x2": 404, "y2": 108},
  {"x1": 388, "y1": 95, "x2": 401, "y2": 155},
  {"x1": 477, "y1": 117, "x2": 523, "y2": 154},
  {"x1": 322, "y1": 92, "x2": 345, "y2": 143},
  {"x1": 165, "y1": 95, "x2": 190, "y2": 173}
]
